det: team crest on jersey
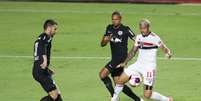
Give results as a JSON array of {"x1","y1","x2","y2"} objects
[{"x1": 118, "y1": 31, "x2": 123, "y2": 36}]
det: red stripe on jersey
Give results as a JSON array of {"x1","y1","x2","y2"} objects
[
  {"x1": 143, "y1": 42, "x2": 154, "y2": 45},
  {"x1": 137, "y1": 41, "x2": 156, "y2": 46}
]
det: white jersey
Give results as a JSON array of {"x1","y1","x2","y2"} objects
[
  {"x1": 124, "y1": 32, "x2": 163, "y2": 86},
  {"x1": 134, "y1": 32, "x2": 162, "y2": 66}
]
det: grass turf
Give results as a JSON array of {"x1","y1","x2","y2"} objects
[{"x1": 0, "y1": 2, "x2": 201, "y2": 101}]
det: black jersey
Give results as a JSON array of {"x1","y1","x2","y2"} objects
[
  {"x1": 33, "y1": 33, "x2": 52, "y2": 66},
  {"x1": 104, "y1": 24, "x2": 135, "y2": 62}
]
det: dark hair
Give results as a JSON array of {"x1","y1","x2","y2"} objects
[
  {"x1": 43, "y1": 19, "x2": 58, "y2": 30},
  {"x1": 112, "y1": 11, "x2": 122, "y2": 19}
]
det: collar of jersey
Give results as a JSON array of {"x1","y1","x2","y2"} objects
[
  {"x1": 112, "y1": 24, "x2": 122, "y2": 29},
  {"x1": 141, "y1": 32, "x2": 151, "y2": 37}
]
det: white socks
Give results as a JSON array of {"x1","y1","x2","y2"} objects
[
  {"x1": 113, "y1": 85, "x2": 168, "y2": 101},
  {"x1": 150, "y1": 91, "x2": 169, "y2": 101},
  {"x1": 113, "y1": 84, "x2": 123, "y2": 98}
]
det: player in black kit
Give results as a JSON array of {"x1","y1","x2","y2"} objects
[
  {"x1": 99, "y1": 12, "x2": 141, "y2": 101},
  {"x1": 32, "y1": 19, "x2": 62, "y2": 101}
]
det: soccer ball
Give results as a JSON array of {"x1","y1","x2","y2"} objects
[{"x1": 129, "y1": 72, "x2": 142, "y2": 87}]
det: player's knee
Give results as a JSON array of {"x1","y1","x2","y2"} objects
[
  {"x1": 99, "y1": 68, "x2": 108, "y2": 79},
  {"x1": 116, "y1": 74, "x2": 128, "y2": 84},
  {"x1": 119, "y1": 80, "x2": 126, "y2": 85},
  {"x1": 99, "y1": 71, "x2": 105, "y2": 79},
  {"x1": 49, "y1": 90, "x2": 59, "y2": 100},
  {"x1": 144, "y1": 90, "x2": 152, "y2": 99},
  {"x1": 114, "y1": 77, "x2": 123, "y2": 85}
]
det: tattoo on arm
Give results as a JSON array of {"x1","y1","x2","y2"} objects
[
  {"x1": 124, "y1": 46, "x2": 138, "y2": 64},
  {"x1": 160, "y1": 42, "x2": 170, "y2": 54}
]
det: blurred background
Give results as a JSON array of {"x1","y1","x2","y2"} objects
[
  {"x1": 1, "y1": 0, "x2": 201, "y2": 4},
  {"x1": 2, "y1": 0, "x2": 201, "y2": 3},
  {"x1": 0, "y1": 0, "x2": 201, "y2": 101}
]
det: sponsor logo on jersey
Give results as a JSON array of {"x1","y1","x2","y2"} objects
[{"x1": 111, "y1": 37, "x2": 122, "y2": 43}]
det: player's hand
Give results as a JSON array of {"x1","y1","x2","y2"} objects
[
  {"x1": 40, "y1": 62, "x2": 47, "y2": 69},
  {"x1": 48, "y1": 68, "x2": 55, "y2": 75},
  {"x1": 117, "y1": 62, "x2": 126, "y2": 68},
  {"x1": 105, "y1": 34, "x2": 113, "y2": 41},
  {"x1": 165, "y1": 52, "x2": 172, "y2": 59}
]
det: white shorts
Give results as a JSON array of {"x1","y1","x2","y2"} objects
[{"x1": 124, "y1": 62, "x2": 156, "y2": 86}]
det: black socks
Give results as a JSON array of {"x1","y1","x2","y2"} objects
[
  {"x1": 101, "y1": 76, "x2": 140, "y2": 101},
  {"x1": 55, "y1": 94, "x2": 63, "y2": 101},
  {"x1": 123, "y1": 85, "x2": 140, "y2": 101},
  {"x1": 101, "y1": 76, "x2": 114, "y2": 97},
  {"x1": 40, "y1": 95, "x2": 54, "y2": 101},
  {"x1": 40, "y1": 94, "x2": 62, "y2": 101}
]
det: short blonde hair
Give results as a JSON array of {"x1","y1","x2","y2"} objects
[{"x1": 139, "y1": 19, "x2": 151, "y2": 27}]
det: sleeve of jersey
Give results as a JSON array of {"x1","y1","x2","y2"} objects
[
  {"x1": 38, "y1": 36, "x2": 47, "y2": 56},
  {"x1": 127, "y1": 27, "x2": 135, "y2": 39},
  {"x1": 104, "y1": 25, "x2": 112, "y2": 36},
  {"x1": 156, "y1": 35, "x2": 162, "y2": 47},
  {"x1": 37, "y1": 40, "x2": 47, "y2": 56}
]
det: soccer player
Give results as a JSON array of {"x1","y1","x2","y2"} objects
[
  {"x1": 111, "y1": 19, "x2": 173, "y2": 101},
  {"x1": 99, "y1": 11, "x2": 142, "y2": 101},
  {"x1": 32, "y1": 19, "x2": 63, "y2": 101}
]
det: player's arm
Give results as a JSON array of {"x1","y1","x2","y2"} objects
[
  {"x1": 40, "y1": 55, "x2": 48, "y2": 69},
  {"x1": 117, "y1": 45, "x2": 139, "y2": 68},
  {"x1": 118, "y1": 35, "x2": 139, "y2": 68},
  {"x1": 38, "y1": 38, "x2": 48, "y2": 69},
  {"x1": 101, "y1": 25, "x2": 113, "y2": 47},
  {"x1": 127, "y1": 26, "x2": 136, "y2": 41},
  {"x1": 160, "y1": 41, "x2": 172, "y2": 59},
  {"x1": 125, "y1": 45, "x2": 139, "y2": 64},
  {"x1": 100, "y1": 34, "x2": 112, "y2": 47}
]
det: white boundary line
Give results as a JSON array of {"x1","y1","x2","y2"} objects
[
  {"x1": 0, "y1": 55, "x2": 201, "y2": 61},
  {"x1": 0, "y1": 9, "x2": 201, "y2": 16}
]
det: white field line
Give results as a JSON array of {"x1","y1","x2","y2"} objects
[
  {"x1": 179, "y1": 3, "x2": 201, "y2": 6},
  {"x1": 0, "y1": 55, "x2": 201, "y2": 61},
  {"x1": 0, "y1": 9, "x2": 201, "y2": 16}
]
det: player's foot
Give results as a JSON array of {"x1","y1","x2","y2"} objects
[
  {"x1": 168, "y1": 96, "x2": 173, "y2": 101},
  {"x1": 111, "y1": 96, "x2": 119, "y2": 101},
  {"x1": 140, "y1": 98, "x2": 144, "y2": 101}
]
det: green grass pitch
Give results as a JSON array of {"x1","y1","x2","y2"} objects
[{"x1": 0, "y1": 2, "x2": 201, "y2": 101}]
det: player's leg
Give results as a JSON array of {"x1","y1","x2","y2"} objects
[
  {"x1": 40, "y1": 89, "x2": 62, "y2": 101},
  {"x1": 111, "y1": 72, "x2": 130, "y2": 101},
  {"x1": 142, "y1": 69, "x2": 172, "y2": 101},
  {"x1": 113, "y1": 67, "x2": 141, "y2": 101},
  {"x1": 48, "y1": 89, "x2": 62, "y2": 101},
  {"x1": 123, "y1": 85, "x2": 141, "y2": 101},
  {"x1": 32, "y1": 64, "x2": 63, "y2": 101},
  {"x1": 40, "y1": 95, "x2": 54, "y2": 101},
  {"x1": 112, "y1": 63, "x2": 144, "y2": 101},
  {"x1": 143, "y1": 85, "x2": 172, "y2": 101},
  {"x1": 38, "y1": 75, "x2": 63, "y2": 101},
  {"x1": 99, "y1": 62, "x2": 114, "y2": 97},
  {"x1": 40, "y1": 90, "x2": 62, "y2": 101}
]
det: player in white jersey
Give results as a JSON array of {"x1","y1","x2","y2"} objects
[{"x1": 111, "y1": 19, "x2": 173, "y2": 101}]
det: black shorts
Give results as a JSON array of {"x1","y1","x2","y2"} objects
[
  {"x1": 32, "y1": 64, "x2": 57, "y2": 93},
  {"x1": 105, "y1": 61, "x2": 124, "y2": 77}
]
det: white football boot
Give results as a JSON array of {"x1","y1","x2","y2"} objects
[{"x1": 111, "y1": 95, "x2": 119, "y2": 101}]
